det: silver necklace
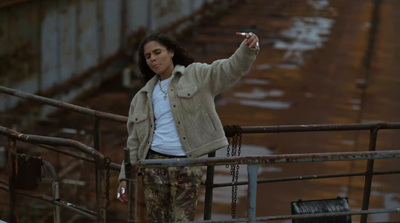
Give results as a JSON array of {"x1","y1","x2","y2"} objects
[{"x1": 158, "y1": 78, "x2": 170, "y2": 100}]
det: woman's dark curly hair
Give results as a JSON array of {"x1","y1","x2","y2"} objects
[{"x1": 138, "y1": 33, "x2": 194, "y2": 83}]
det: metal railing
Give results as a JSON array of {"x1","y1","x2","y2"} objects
[
  {"x1": 1, "y1": 86, "x2": 400, "y2": 222},
  {"x1": 0, "y1": 125, "x2": 112, "y2": 222},
  {"x1": 126, "y1": 149, "x2": 400, "y2": 223}
]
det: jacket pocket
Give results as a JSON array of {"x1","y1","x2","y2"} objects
[
  {"x1": 132, "y1": 113, "x2": 148, "y2": 123},
  {"x1": 176, "y1": 86, "x2": 200, "y2": 112},
  {"x1": 131, "y1": 113, "x2": 148, "y2": 140},
  {"x1": 177, "y1": 86, "x2": 198, "y2": 98}
]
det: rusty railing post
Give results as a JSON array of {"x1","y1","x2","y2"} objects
[
  {"x1": 94, "y1": 117, "x2": 101, "y2": 152},
  {"x1": 247, "y1": 164, "x2": 259, "y2": 223},
  {"x1": 42, "y1": 160, "x2": 60, "y2": 223},
  {"x1": 360, "y1": 127, "x2": 379, "y2": 223},
  {"x1": 8, "y1": 137, "x2": 17, "y2": 223},
  {"x1": 204, "y1": 151, "x2": 216, "y2": 220},
  {"x1": 125, "y1": 148, "x2": 138, "y2": 222},
  {"x1": 96, "y1": 159, "x2": 107, "y2": 223},
  {"x1": 94, "y1": 117, "x2": 101, "y2": 220}
]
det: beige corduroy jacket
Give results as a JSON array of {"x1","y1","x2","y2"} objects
[{"x1": 119, "y1": 41, "x2": 258, "y2": 181}]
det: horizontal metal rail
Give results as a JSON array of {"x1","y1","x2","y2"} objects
[
  {"x1": 240, "y1": 122, "x2": 400, "y2": 133},
  {"x1": 0, "y1": 125, "x2": 104, "y2": 161},
  {"x1": 0, "y1": 181, "x2": 98, "y2": 221},
  {"x1": 38, "y1": 143, "x2": 122, "y2": 171},
  {"x1": 135, "y1": 150, "x2": 400, "y2": 167},
  {"x1": 0, "y1": 125, "x2": 110, "y2": 222},
  {"x1": 2, "y1": 86, "x2": 400, "y2": 134},
  {"x1": 212, "y1": 170, "x2": 400, "y2": 188},
  {"x1": 2, "y1": 86, "x2": 400, "y2": 222},
  {"x1": 0, "y1": 86, "x2": 127, "y2": 123}
]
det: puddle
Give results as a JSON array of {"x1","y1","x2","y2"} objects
[
  {"x1": 234, "y1": 88, "x2": 284, "y2": 99},
  {"x1": 238, "y1": 99, "x2": 291, "y2": 109},
  {"x1": 274, "y1": 16, "x2": 334, "y2": 66},
  {"x1": 243, "y1": 78, "x2": 270, "y2": 85},
  {"x1": 350, "y1": 99, "x2": 361, "y2": 105},
  {"x1": 351, "y1": 105, "x2": 361, "y2": 111},
  {"x1": 307, "y1": 0, "x2": 330, "y2": 10},
  {"x1": 342, "y1": 140, "x2": 355, "y2": 146},
  {"x1": 61, "y1": 128, "x2": 86, "y2": 135},
  {"x1": 370, "y1": 190, "x2": 400, "y2": 221},
  {"x1": 256, "y1": 64, "x2": 272, "y2": 70},
  {"x1": 279, "y1": 62, "x2": 300, "y2": 69}
]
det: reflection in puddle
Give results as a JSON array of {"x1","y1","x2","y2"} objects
[
  {"x1": 238, "y1": 99, "x2": 291, "y2": 109},
  {"x1": 274, "y1": 16, "x2": 334, "y2": 66},
  {"x1": 234, "y1": 88, "x2": 284, "y2": 99},
  {"x1": 350, "y1": 99, "x2": 361, "y2": 111},
  {"x1": 256, "y1": 64, "x2": 272, "y2": 70},
  {"x1": 370, "y1": 190, "x2": 400, "y2": 221},
  {"x1": 307, "y1": 0, "x2": 329, "y2": 10},
  {"x1": 279, "y1": 63, "x2": 299, "y2": 69},
  {"x1": 341, "y1": 140, "x2": 355, "y2": 146},
  {"x1": 199, "y1": 144, "x2": 280, "y2": 210},
  {"x1": 243, "y1": 78, "x2": 270, "y2": 85}
]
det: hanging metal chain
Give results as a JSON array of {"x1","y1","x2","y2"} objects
[
  {"x1": 224, "y1": 125, "x2": 242, "y2": 219},
  {"x1": 104, "y1": 157, "x2": 111, "y2": 208},
  {"x1": 226, "y1": 143, "x2": 231, "y2": 168}
]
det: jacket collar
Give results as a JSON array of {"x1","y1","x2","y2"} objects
[{"x1": 141, "y1": 65, "x2": 185, "y2": 94}]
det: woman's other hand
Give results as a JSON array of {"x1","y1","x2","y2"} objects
[
  {"x1": 117, "y1": 180, "x2": 128, "y2": 203},
  {"x1": 236, "y1": 32, "x2": 260, "y2": 50}
]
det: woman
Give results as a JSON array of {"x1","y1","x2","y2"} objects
[{"x1": 118, "y1": 32, "x2": 259, "y2": 222}]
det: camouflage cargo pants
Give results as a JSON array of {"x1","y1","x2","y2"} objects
[{"x1": 141, "y1": 150, "x2": 203, "y2": 222}]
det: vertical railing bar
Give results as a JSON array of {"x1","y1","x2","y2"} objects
[
  {"x1": 96, "y1": 160, "x2": 107, "y2": 223},
  {"x1": 360, "y1": 127, "x2": 379, "y2": 223},
  {"x1": 125, "y1": 148, "x2": 138, "y2": 222},
  {"x1": 94, "y1": 117, "x2": 101, "y2": 221},
  {"x1": 204, "y1": 151, "x2": 216, "y2": 220},
  {"x1": 42, "y1": 160, "x2": 60, "y2": 223},
  {"x1": 8, "y1": 137, "x2": 17, "y2": 223},
  {"x1": 247, "y1": 164, "x2": 259, "y2": 223},
  {"x1": 94, "y1": 117, "x2": 101, "y2": 152}
]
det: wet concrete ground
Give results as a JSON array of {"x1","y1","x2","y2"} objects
[{"x1": 6, "y1": 0, "x2": 400, "y2": 222}]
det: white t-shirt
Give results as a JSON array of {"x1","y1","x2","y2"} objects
[{"x1": 151, "y1": 77, "x2": 186, "y2": 156}]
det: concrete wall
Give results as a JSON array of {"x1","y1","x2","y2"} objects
[{"x1": 0, "y1": 0, "x2": 216, "y2": 112}]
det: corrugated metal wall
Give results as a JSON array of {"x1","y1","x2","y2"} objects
[{"x1": 0, "y1": 0, "x2": 215, "y2": 112}]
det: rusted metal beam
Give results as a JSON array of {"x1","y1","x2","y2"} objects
[
  {"x1": 0, "y1": 125, "x2": 105, "y2": 161},
  {"x1": 1, "y1": 128, "x2": 121, "y2": 172},
  {"x1": 42, "y1": 160, "x2": 60, "y2": 223},
  {"x1": 7, "y1": 137, "x2": 17, "y2": 223},
  {"x1": 0, "y1": 86, "x2": 127, "y2": 123},
  {"x1": 0, "y1": 181, "x2": 98, "y2": 221},
  {"x1": 240, "y1": 122, "x2": 400, "y2": 133},
  {"x1": 33, "y1": 143, "x2": 121, "y2": 172},
  {"x1": 136, "y1": 150, "x2": 400, "y2": 168},
  {"x1": 125, "y1": 148, "x2": 138, "y2": 223},
  {"x1": 212, "y1": 170, "x2": 400, "y2": 188},
  {"x1": 361, "y1": 127, "x2": 379, "y2": 221},
  {"x1": 96, "y1": 162, "x2": 107, "y2": 223},
  {"x1": 203, "y1": 152, "x2": 216, "y2": 220},
  {"x1": 3, "y1": 86, "x2": 400, "y2": 135}
]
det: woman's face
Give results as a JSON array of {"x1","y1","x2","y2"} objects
[{"x1": 144, "y1": 41, "x2": 174, "y2": 79}]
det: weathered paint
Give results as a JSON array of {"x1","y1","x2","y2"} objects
[
  {"x1": 0, "y1": 0, "x2": 218, "y2": 112},
  {"x1": 0, "y1": 2, "x2": 41, "y2": 111},
  {"x1": 58, "y1": 0, "x2": 78, "y2": 83}
]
